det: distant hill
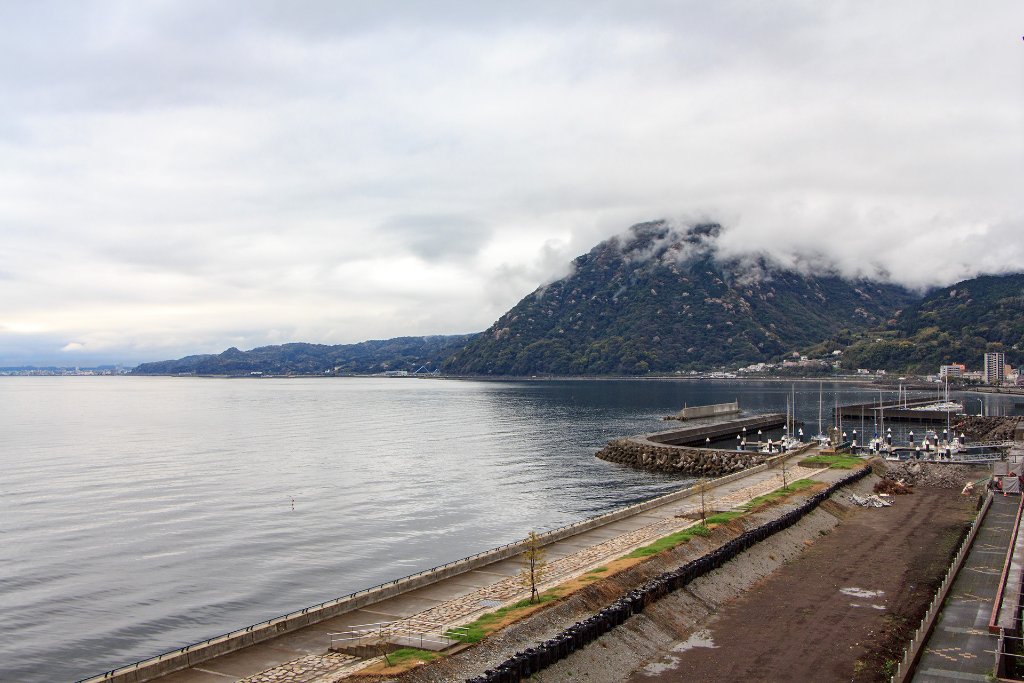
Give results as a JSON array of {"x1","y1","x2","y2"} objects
[
  {"x1": 130, "y1": 335, "x2": 476, "y2": 376},
  {"x1": 835, "y1": 273, "x2": 1024, "y2": 373},
  {"x1": 441, "y1": 221, "x2": 918, "y2": 375}
]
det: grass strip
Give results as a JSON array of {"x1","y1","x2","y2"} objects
[
  {"x1": 705, "y1": 511, "x2": 745, "y2": 525},
  {"x1": 799, "y1": 454, "x2": 864, "y2": 469},
  {"x1": 621, "y1": 524, "x2": 712, "y2": 560},
  {"x1": 447, "y1": 590, "x2": 563, "y2": 643},
  {"x1": 740, "y1": 479, "x2": 817, "y2": 511},
  {"x1": 384, "y1": 648, "x2": 441, "y2": 666}
]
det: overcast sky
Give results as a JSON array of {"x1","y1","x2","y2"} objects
[{"x1": 1, "y1": 1, "x2": 1021, "y2": 366}]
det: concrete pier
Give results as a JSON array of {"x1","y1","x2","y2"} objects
[
  {"x1": 839, "y1": 398, "x2": 960, "y2": 424},
  {"x1": 645, "y1": 413, "x2": 788, "y2": 447}
]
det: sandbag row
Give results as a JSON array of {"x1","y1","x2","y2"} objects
[{"x1": 465, "y1": 466, "x2": 870, "y2": 683}]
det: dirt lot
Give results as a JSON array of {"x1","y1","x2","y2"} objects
[{"x1": 624, "y1": 486, "x2": 978, "y2": 683}]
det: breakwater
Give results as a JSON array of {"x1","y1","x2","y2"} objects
[
  {"x1": 596, "y1": 413, "x2": 791, "y2": 475},
  {"x1": 463, "y1": 466, "x2": 872, "y2": 683},
  {"x1": 675, "y1": 401, "x2": 741, "y2": 420},
  {"x1": 596, "y1": 440, "x2": 765, "y2": 476}
]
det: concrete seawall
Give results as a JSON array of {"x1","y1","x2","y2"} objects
[
  {"x1": 78, "y1": 454, "x2": 795, "y2": 683},
  {"x1": 676, "y1": 401, "x2": 740, "y2": 420}
]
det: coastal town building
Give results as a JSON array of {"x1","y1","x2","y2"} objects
[
  {"x1": 984, "y1": 352, "x2": 1006, "y2": 385},
  {"x1": 939, "y1": 363, "x2": 965, "y2": 379}
]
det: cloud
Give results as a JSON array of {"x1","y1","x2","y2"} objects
[
  {"x1": 60, "y1": 342, "x2": 85, "y2": 352},
  {"x1": 0, "y1": 1, "x2": 1020, "y2": 365}
]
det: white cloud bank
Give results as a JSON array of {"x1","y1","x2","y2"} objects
[{"x1": 0, "y1": 1, "x2": 1020, "y2": 365}]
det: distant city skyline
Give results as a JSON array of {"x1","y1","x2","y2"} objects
[{"x1": 1, "y1": 1, "x2": 1021, "y2": 366}]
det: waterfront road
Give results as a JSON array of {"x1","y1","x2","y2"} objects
[{"x1": 139, "y1": 456, "x2": 844, "y2": 683}]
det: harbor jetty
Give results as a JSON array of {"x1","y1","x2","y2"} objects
[
  {"x1": 839, "y1": 397, "x2": 961, "y2": 424},
  {"x1": 596, "y1": 413, "x2": 793, "y2": 475}
]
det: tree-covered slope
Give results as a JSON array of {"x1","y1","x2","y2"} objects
[
  {"x1": 838, "y1": 273, "x2": 1024, "y2": 373},
  {"x1": 131, "y1": 335, "x2": 476, "y2": 375},
  {"x1": 442, "y1": 221, "x2": 917, "y2": 375}
]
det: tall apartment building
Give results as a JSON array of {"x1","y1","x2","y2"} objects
[{"x1": 984, "y1": 352, "x2": 1005, "y2": 384}]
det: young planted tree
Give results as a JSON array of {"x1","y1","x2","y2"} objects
[
  {"x1": 374, "y1": 625, "x2": 393, "y2": 667},
  {"x1": 694, "y1": 478, "x2": 714, "y2": 524},
  {"x1": 777, "y1": 455, "x2": 789, "y2": 489},
  {"x1": 518, "y1": 531, "x2": 549, "y2": 603}
]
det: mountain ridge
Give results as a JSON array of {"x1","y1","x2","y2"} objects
[{"x1": 441, "y1": 221, "x2": 917, "y2": 375}]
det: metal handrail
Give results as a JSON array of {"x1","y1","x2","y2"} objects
[{"x1": 328, "y1": 621, "x2": 469, "y2": 649}]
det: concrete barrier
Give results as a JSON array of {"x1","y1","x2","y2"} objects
[
  {"x1": 677, "y1": 401, "x2": 740, "y2": 420},
  {"x1": 77, "y1": 451, "x2": 810, "y2": 683}
]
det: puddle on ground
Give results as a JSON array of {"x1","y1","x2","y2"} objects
[
  {"x1": 672, "y1": 629, "x2": 717, "y2": 653},
  {"x1": 841, "y1": 587, "x2": 885, "y2": 599},
  {"x1": 639, "y1": 630, "x2": 717, "y2": 676},
  {"x1": 641, "y1": 655, "x2": 681, "y2": 675}
]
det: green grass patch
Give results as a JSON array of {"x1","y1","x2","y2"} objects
[
  {"x1": 741, "y1": 479, "x2": 816, "y2": 511},
  {"x1": 447, "y1": 589, "x2": 563, "y2": 643},
  {"x1": 799, "y1": 454, "x2": 864, "y2": 469},
  {"x1": 586, "y1": 566, "x2": 609, "y2": 573},
  {"x1": 384, "y1": 648, "x2": 441, "y2": 666},
  {"x1": 705, "y1": 511, "x2": 744, "y2": 525},
  {"x1": 621, "y1": 524, "x2": 711, "y2": 560}
]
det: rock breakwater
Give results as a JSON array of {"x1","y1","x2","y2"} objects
[{"x1": 596, "y1": 440, "x2": 766, "y2": 476}]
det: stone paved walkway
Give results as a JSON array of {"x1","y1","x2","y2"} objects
[{"x1": 235, "y1": 654, "x2": 357, "y2": 683}]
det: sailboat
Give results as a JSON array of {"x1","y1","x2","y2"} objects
[
  {"x1": 777, "y1": 390, "x2": 802, "y2": 452},
  {"x1": 811, "y1": 381, "x2": 831, "y2": 448}
]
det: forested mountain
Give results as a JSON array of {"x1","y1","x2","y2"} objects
[
  {"x1": 835, "y1": 273, "x2": 1024, "y2": 373},
  {"x1": 130, "y1": 335, "x2": 476, "y2": 376},
  {"x1": 440, "y1": 222, "x2": 917, "y2": 375}
]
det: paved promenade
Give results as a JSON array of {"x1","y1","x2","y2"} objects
[
  {"x1": 149, "y1": 457, "x2": 839, "y2": 683},
  {"x1": 912, "y1": 494, "x2": 1020, "y2": 683}
]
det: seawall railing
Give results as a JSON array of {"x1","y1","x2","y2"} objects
[{"x1": 77, "y1": 448, "x2": 811, "y2": 683}]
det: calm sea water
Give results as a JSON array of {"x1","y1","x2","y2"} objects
[{"x1": 1, "y1": 377, "x2": 1018, "y2": 682}]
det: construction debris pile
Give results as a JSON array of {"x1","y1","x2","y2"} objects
[
  {"x1": 883, "y1": 462, "x2": 978, "y2": 490},
  {"x1": 953, "y1": 416, "x2": 1020, "y2": 442},
  {"x1": 850, "y1": 493, "x2": 892, "y2": 508},
  {"x1": 874, "y1": 479, "x2": 913, "y2": 495}
]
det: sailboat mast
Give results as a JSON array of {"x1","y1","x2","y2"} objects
[{"x1": 818, "y1": 381, "x2": 823, "y2": 436}]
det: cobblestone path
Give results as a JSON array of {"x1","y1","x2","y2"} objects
[{"x1": 234, "y1": 653, "x2": 356, "y2": 683}]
